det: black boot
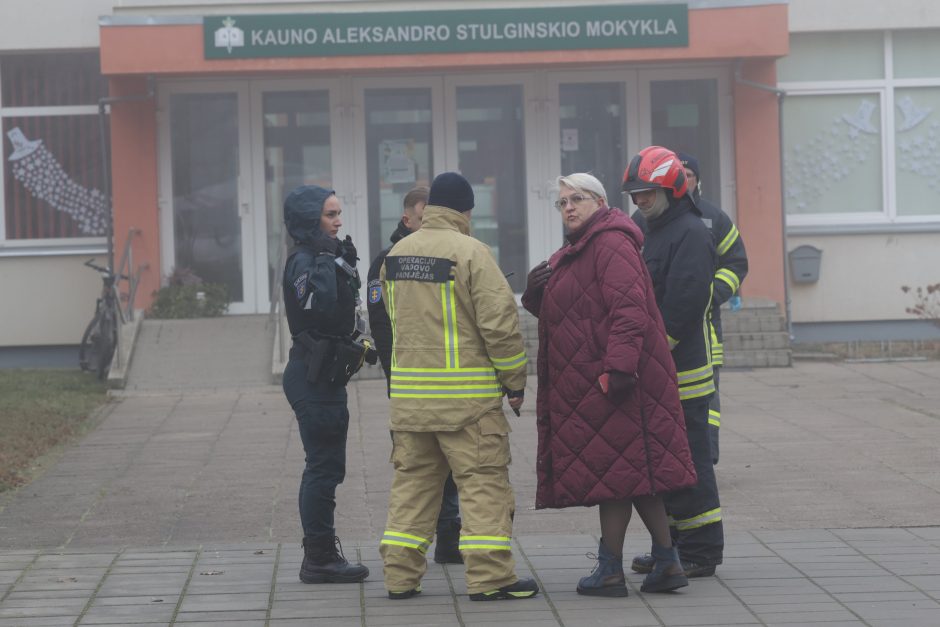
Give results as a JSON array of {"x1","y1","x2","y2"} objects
[
  {"x1": 433, "y1": 520, "x2": 463, "y2": 565},
  {"x1": 300, "y1": 536, "x2": 369, "y2": 584}
]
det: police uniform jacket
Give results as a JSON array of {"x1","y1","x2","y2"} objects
[
  {"x1": 380, "y1": 205, "x2": 527, "y2": 432},
  {"x1": 633, "y1": 195, "x2": 717, "y2": 402},
  {"x1": 366, "y1": 220, "x2": 412, "y2": 383}
]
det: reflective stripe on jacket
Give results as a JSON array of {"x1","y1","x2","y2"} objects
[{"x1": 380, "y1": 205, "x2": 527, "y2": 431}]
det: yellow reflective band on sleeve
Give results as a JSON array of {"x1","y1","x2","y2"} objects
[
  {"x1": 667, "y1": 335, "x2": 679, "y2": 350},
  {"x1": 458, "y1": 535, "x2": 512, "y2": 551},
  {"x1": 442, "y1": 281, "x2": 459, "y2": 369},
  {"x1": 387, "y1": 281, "x2": 398, "y2": 368},
  {"x1": 708, "y1": 409, "x2": 721, "y2": 427},
  {"x1": 715, "y1": 268, "x2": 741, "y2": 293},
  {"x1": 491, "y1": 351, "x2": 527, "y2": 371},
  {"x1": 381, "y1": 531, "x2": 432, "y2": 553},
  {"x1": 673, "y1": 508, "x2": 722, "y2": 531},
  {"x1": 717, "y1": 224, "x2": 740, "y2": 256},
  {"x1": 676, "y1": 364, "x2": 712, "y2": 384}
]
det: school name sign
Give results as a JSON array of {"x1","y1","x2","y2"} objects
[{"x1": 204, "y1": 4, "x2": 688, "y2": 59}]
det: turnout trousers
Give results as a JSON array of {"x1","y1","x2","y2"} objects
[
  {"x1": 664, "y1": 397, "x2": 724, "y2": 566},
  {"x1": 380, "y1": 408, "x2": 517, "y2": 595}
]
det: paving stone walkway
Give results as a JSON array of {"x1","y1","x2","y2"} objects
[{"x1": 2, "y1": 360, "x2": 940, "y2": 625}]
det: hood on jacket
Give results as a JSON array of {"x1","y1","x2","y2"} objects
[
  {"x1": 283, "y1": 185, "x2": 335, "y2": 245},
  {"x1": 389, "y1": 219, "x2": 412, "y2": 245},
  {"x1": 561, "y1": 207, "x2": 644, "y2": 257}
]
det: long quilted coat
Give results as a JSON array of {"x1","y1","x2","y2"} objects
[{"x1": 521, "y1": 207, "x2": 697, "y2": 509}]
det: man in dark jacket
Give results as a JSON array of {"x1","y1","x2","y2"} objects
[
  {"x1": 366, "y1": 186, "x2": 462, "y2": 565},
  {"x1": 622, "y1": 146, "x2": 723, "y2": 578},
  {"x1": 632, "y1": 152, "x2": 749, "y2": 464}
]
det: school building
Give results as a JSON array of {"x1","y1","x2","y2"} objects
[{"x1": 1, "y1": 0, "x2": 939, "y2": 352}]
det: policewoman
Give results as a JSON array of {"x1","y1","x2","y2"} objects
[{"x1": 281, "y1": 185, "x2": 370, "y2": 584}]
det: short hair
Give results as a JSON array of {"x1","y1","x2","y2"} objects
[
  {"x1": 402, "y1": 186, "x2": 430, "y2": 211},
  {"x1": 556, "y1": 173, "x2": 607, "y2": 204}
]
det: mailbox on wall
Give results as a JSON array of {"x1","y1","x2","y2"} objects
[{"x1": 788, "y1": 245, "x2": 822, "y2": 284}]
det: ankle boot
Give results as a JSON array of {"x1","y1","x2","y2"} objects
[
  {"x1": 433, "y1": 520, "x2": 463, "y2": 564},
  {"x1": 576, "y1": 538, "x2": 627, "y2": 597},
  {"x1": 640, "y1": 543, "x2": 688, "y2": 593},
  {"x1": 300, "y1": 536, "x2": 369, "y2": 584}
]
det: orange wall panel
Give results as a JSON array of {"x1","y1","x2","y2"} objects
[
  {"x1": 733, "y1": 59, "x2": 786, "y2": 308},
  {"x1": 109, "y1": 77, "x2": 161, "y2": 311},
  {"x1": 100, "y1": 5, "x2": 787, "y2": 76}
]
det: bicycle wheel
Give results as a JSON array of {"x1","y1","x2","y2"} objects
[
  {"x1": 79, "y1": 313, "x2": 103, "y2": 373},
  {"x1": 94, "y1": 313, "x2": 117, "y2": 380}
]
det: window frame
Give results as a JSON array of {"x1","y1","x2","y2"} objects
[
  {"x1": 0, "y1": 51, "x2": 108, "y2": 253},
  {"x1": 780, "y1": 30, "x2": 940, "y2": 231}
]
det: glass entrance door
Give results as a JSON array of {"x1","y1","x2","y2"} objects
[{"x1": 161, "y1": 84, "x2": 256, "y2": 313}]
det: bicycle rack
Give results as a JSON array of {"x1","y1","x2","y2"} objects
[{"x1": 110, "y1": 227, "x2": 147, "y2": 374}]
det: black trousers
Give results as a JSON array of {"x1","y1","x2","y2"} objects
[
  {"x1": 709, "y1": 366, "x2": 721, "y2": 465},
  {"x1": 664, "y1": 397, "x2": 724, "y2": 566}
]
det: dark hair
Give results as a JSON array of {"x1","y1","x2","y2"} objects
[{"x1": 402, "y1": 186, "x2": 430, "y2": 211}]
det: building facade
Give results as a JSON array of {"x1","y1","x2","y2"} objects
[{"x1": 1, "y1": 0, "x2": 935, "y2": 350}]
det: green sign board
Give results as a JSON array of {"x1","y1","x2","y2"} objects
[{"x1": 204, "y1": 4, "x2": 688, "y2": 59}]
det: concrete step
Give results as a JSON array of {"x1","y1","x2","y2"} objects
[
  {"x1": 723, "y1": 331, "x2": 791, "y2": 351},
  {"x1": 724, "y1": 348, "x2": 792, "y2": 368}
]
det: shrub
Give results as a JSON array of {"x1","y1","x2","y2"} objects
[
  {"x1": 149, "y1": 268, "x2": 230, "y2": 319},
  {"x1": 901, "y1": 283, "x2": 940, "y2": 328}
]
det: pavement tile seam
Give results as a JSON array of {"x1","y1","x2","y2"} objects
[
  {"x1": 166, "y1": 545, "x2": 202, "y2": 624},
  {"x1": 72, "y1": 549, "x2": 122, "y2": 626},
  {"x1": 0, "y1": 551, "x2": 39, "y2": 605},
  {"x1": 514, "y1": 536, "x2": 568, "y2": 626}
]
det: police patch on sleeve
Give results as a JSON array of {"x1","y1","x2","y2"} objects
[
  {"x1": 293, "y1": 273, "x2": 308, "y2": 301},
  {"x1": 367, "y1": 278, "x2": 382, "y2": 304}
]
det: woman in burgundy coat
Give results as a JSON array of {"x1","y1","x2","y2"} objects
[{"x1": 522, "y1": 173, "x2": 697, "y2": 597}]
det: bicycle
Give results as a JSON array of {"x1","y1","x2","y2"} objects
[{"x1": 79, "y1": 259, "x2": 126, "y2": 380}]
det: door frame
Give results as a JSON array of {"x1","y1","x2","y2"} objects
[{"x1": 157, "y1": 80, "x2": 257, "y2": 314}]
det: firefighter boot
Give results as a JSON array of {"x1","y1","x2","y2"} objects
[
  {"x1": 469, "y1": 577, "x2": 539, "y2": 601},
  {"x1": 632, "y1": 549, "x2": 716, "y2": 578},
  {"x1": 640, "y1": 543, "x2": 689, "y2": 593},
  {"x1": 433, "y1": 520, "x2": 463, "y2": 565},
  {"x1": 576, "y1": 538, "x2": 628, "y2": 597},
  {"x1": 300, "y1": 536, "x2": 369, "y2": 584}
]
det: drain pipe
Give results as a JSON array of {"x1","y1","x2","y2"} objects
[
  {"x1": 98, "y1": 76, "x2": 155, "y2": 273},
  {"x1": 733, "y1": 60, "x2": 794, "y2": 342}
]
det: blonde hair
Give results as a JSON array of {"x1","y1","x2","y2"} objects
[{"x1": 556, "y1": 173, "x2": 607, "y2": 205}]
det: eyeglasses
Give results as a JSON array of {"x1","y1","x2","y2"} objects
[{"x1": 553, "y1": 193, "x2": 594, "y2": 211}]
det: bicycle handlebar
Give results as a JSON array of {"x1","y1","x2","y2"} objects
[{"x1": 84, "y1": 258, "x2": 129, "y2": 281}]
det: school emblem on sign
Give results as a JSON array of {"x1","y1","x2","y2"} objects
[
  {"x1": 367, "y1": 279, "x2": 382, "y2": 304},
  {"x1": 214, "y1": 17, "x2": 245, "y2": 54}
]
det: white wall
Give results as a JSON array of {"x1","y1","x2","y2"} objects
[
  {"x1": 788, "y1": 233, "x2": 940, "y2": 323},
  {"x1": 789, "y1": 0, "x2": 940, "y2": 32},
  {"x1": 0, "y1": 0, "x2": 115, "y2": 50},
  {"x1": 0, "y1": 256, "x2": 105, "y2": 346}
]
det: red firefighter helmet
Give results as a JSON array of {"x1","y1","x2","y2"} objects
[{"x1": 621, "y1": 146, "x2": 688, "y2": 199}]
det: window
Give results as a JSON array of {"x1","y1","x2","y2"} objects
[
  {"x1": 1, "y1": 52, "x2": 109, "y2": 244},
  {"x1": 780, "y1": 30, "x2": 940, "y2": 226}
]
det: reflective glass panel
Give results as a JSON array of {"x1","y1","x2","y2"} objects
[
  {"x1": 895, "y1": 87, "x2": 940, "y2": 216},
  {"x1": 558, "y1": 83, "x2": 626, "y2": 208},
  {"x1": 170, "y1": 93, "x2": 242, "y2": 300},
  {"x1": 456, "y1": 84, "x2": 527, "y2": 292},
  {"x1": 364, "y1": 88, "x2": 433, "y2": 258}
]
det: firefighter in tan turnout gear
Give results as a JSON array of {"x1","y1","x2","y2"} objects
[{"x1": 378, "y1": 172, "x2": 539, "y2": 602}]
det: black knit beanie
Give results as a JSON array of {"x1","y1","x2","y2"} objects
[
  {"x1": 428, "y1": 172, "x2": 474, "y2": 213},
  {"x1": 676, "y1": 152, "x2": 700, "y2": 180}
]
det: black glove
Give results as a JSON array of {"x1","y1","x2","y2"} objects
[
  {"x1": 526, "y1": 261, "x2": 552, "y2": 293},
  {"x1": 607, "y1": 370, "x2": 637, "y2": 402},
  {"x1": 307, "y1": 235, "x2": 340, "y2": 257},
  {"x1": 503, "y1": 387, "x2": 524, "y2": 416},
  {"x1": 341, "y1": 235, "x2": 358, "y2": 266}
]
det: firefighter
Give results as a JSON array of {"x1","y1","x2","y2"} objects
[
  {"x1": 378, "y1": 172, "x2": 538, "y2": 601},
  {"x1": 622, "y1": 147, "x2": 724, "y2": 577},
  {"x1": 281, "y1": 185, "x2": 369, "y2": 584},
  {"x1": 631, "y1": 152, "x2": 749, "y2": 465},
  {"x1": 366, "y1": 185, "x2": 462, "y2": 565}
]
